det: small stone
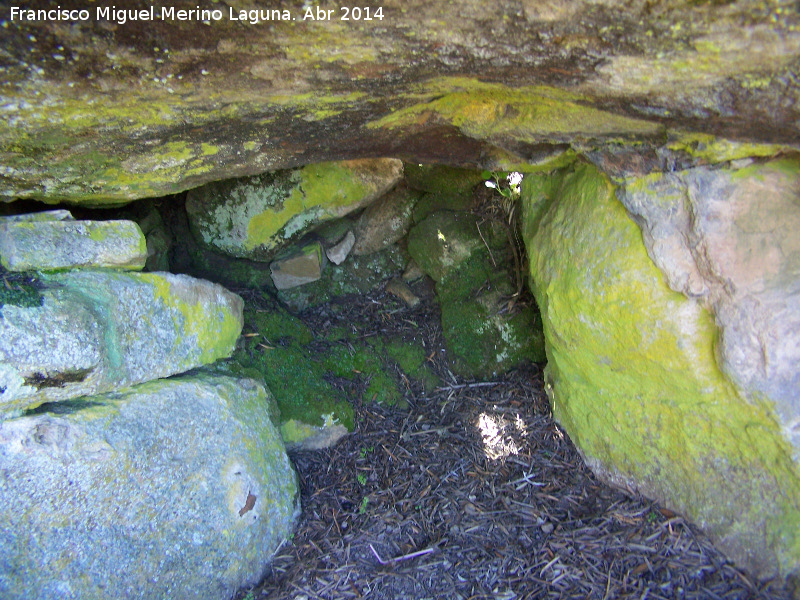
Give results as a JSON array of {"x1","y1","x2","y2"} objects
[
  {"x1": 541, "y1": 522, "x2": 554, "y2": 534},
  {"x1": 326, "y1": 230, "x2": 355, "y2": 265},
  {"x1": 402, "y1": 260, "x2": 426, "y2": 282},
  {"x1": 270, "y1": 241, "x2": 326, "y2": 290},
  {"x1": 386, "y1": 278, "x2": 420, "y2": 308}
]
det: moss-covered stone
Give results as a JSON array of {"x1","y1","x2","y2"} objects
[
  {"x1": 0, "y1": 218, "x2": 147, "y2": 272},
  {"x1": 1, "y1": 270, "x2": 243, "y2": 414},
  {"x1": 409, "y1": 210, "x2": 546, "y2": 378},
  {"x1": 369, "y1": 78, "x2": 663, "y2": 144},
  {"x1": 521, "y1": 161, "x2": 800, "y2": 580},
  {"x1": 1, "y1": 1, "x2": 798, "y2": 203}
]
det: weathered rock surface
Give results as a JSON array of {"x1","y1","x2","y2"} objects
[
  {"x1": 0, "y1": 372, "x2": 299, "y2": 600},
  {"x1": 0, "y1": 270, "x2": 243, "y2": 414},
  {"x1": 0, "y1": 212, "x2": 146, "y2": 271},
  {"x1": 1, "y1": 1, "x2": 797, "y2": 203},
  {"x1": 352, "y1": 184, "x2": 421, "y2": 255},
  {"x1": 270, "y1": 240, "x2": 327, "y2": 290},
  {"x1": 185, "y1": 159, "x2": 402, "y2": 261},
  {"x1": 618, "y1": 157, "x2": 800, "y2": 454},
  {"x1": 521, "y1": 162, "x2": 800, "y2": 581},
  {"x1": 408, "y1": 211, "x2": 546, "y2": 377}
]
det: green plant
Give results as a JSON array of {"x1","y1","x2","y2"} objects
[
  {"x1": 482, "y1": 170, "x2": 522, "y2": 200},
  {"x1": 359, "y1": 446, "x2": 374, "y2": 459},
  {"x1": 357, "y1": 473, "x2": 367, "y2": 486},
  {"x1": 359, "y1": 497, "x2": 369, "y2": 514}
]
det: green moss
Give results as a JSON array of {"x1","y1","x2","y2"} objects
[
  {"x1": 277, "y1": 245, "x2": 407, "y2": 311},
  {"x1": 233, "y1": 297, "x2": 439, "y2": 430},
  {"x1": 0, "y1": 271, "x2": 44, "y2": 309},
  {"x1": 667, "y1": 131, "x2": 789, "y2": 163},
  {"x1": 369, "y1": 77, "x2": 662, "y2": 142},
  {"x1": 408, "y1": 210, "x2": 546, "y2": 378},
  {"x1": 522, "y1": 161, "x2": 800, "y2": 577},
  {"x1": 437, "y1": 249, "x2": 546, "y2": 378},
  {"x1": 233, "y1": 304, "x2": 355, "y2": 430}
]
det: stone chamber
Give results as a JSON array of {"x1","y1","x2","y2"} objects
[{"x1": 1, "y1": 0, "x2": 799, "y2": 598}]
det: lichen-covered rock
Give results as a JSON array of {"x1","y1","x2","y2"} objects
[
  {"x1": 0, "y1": 271, "x2": 243, "y2": 414},
  {"x1": 352, "y1": 184, "x2": 421, "y2": 255},
  {"x1": 408, "y1": 211, "x2": 546, "y2": 377},
  {"x1": 0, "y1": 212, "x2": 146, "y2": 271},
  {"x1": 185, "y1": 159, "x2": 403, "y2": 261},
  {"x1": 618, "y1": 157, "x2": 800, "y2": 455},
  {"x1": 2, "y1": 1, "x2": 797, "y2": 204},
  {"x1": 521, "y1": 162, "x2": 800, "y2": 581},
  {"x1": 0, "y1": 373, "x2": 299, "y2": 600}
]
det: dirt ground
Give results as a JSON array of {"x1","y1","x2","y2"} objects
[{"x1": 233, "y1": 288, "x2": 791, "y2": 600}]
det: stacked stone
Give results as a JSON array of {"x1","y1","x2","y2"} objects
[{"x1": 0, "y1": 211, "x2": 299, "y2": 600}]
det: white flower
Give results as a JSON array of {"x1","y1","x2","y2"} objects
[
  {"x1": 507, "y1": 172, "x2": 523, "y2": 187},
  {"x1": 485, "y1": 180, "x2": 497, "y2": 189}
]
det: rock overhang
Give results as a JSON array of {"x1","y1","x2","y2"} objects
[{"x1": 1, "y1": 0, "x2": 798, "y2": 204}]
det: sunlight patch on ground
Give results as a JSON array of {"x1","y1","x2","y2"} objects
[{"x1": 476, "y1": 411, "x2": 527, "y2": 461}]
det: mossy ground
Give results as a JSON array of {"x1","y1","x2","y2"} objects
[{"x1": 230, "y1": 293, "x2": 439, "y2": 433}]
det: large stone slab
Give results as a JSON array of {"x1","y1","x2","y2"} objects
[
  {"x1": 185, "y1": 159, "x2": 403, "y2": 261},
  {"x1": 0, "y1": 1, "x2": 798, "y2": 204},
  {"x1": 0, "y1": 212, "x2": 146, "y2": 271},
  {"x1": 618, "y1": 157, "x2": 800, "y2": 453},
  {"x1": 0, "y1": 373, "x2": 299, "y2": 600},
  {"x1": 0, "y1": 271, "x2": 243, "y2": 414},
  {"x1": 521, "y1": 162, "x2": 800, "y2": 582}
]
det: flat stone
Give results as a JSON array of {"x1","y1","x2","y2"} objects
[
  {"x1": 1, "y1": 210, "x2": 73, "y2": 223},
  {"x1": 270, "y1": 241, "x2": 326, "y2": 290},
  {"x1": 0, "y1": 270, "x2": 243, "y2": 415},
  {"x1": 280, "y1": 419, "x2": 349, "y2": 451},
  {"x1": 0, "y1": 215, "x2": 147, "y2": 272},
  {"x1": 0, "y1": 372, "x2": 299, "y2": 600},
  {"x1": 326, "y1": 230, "x2": 355, "y2": 265}
]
